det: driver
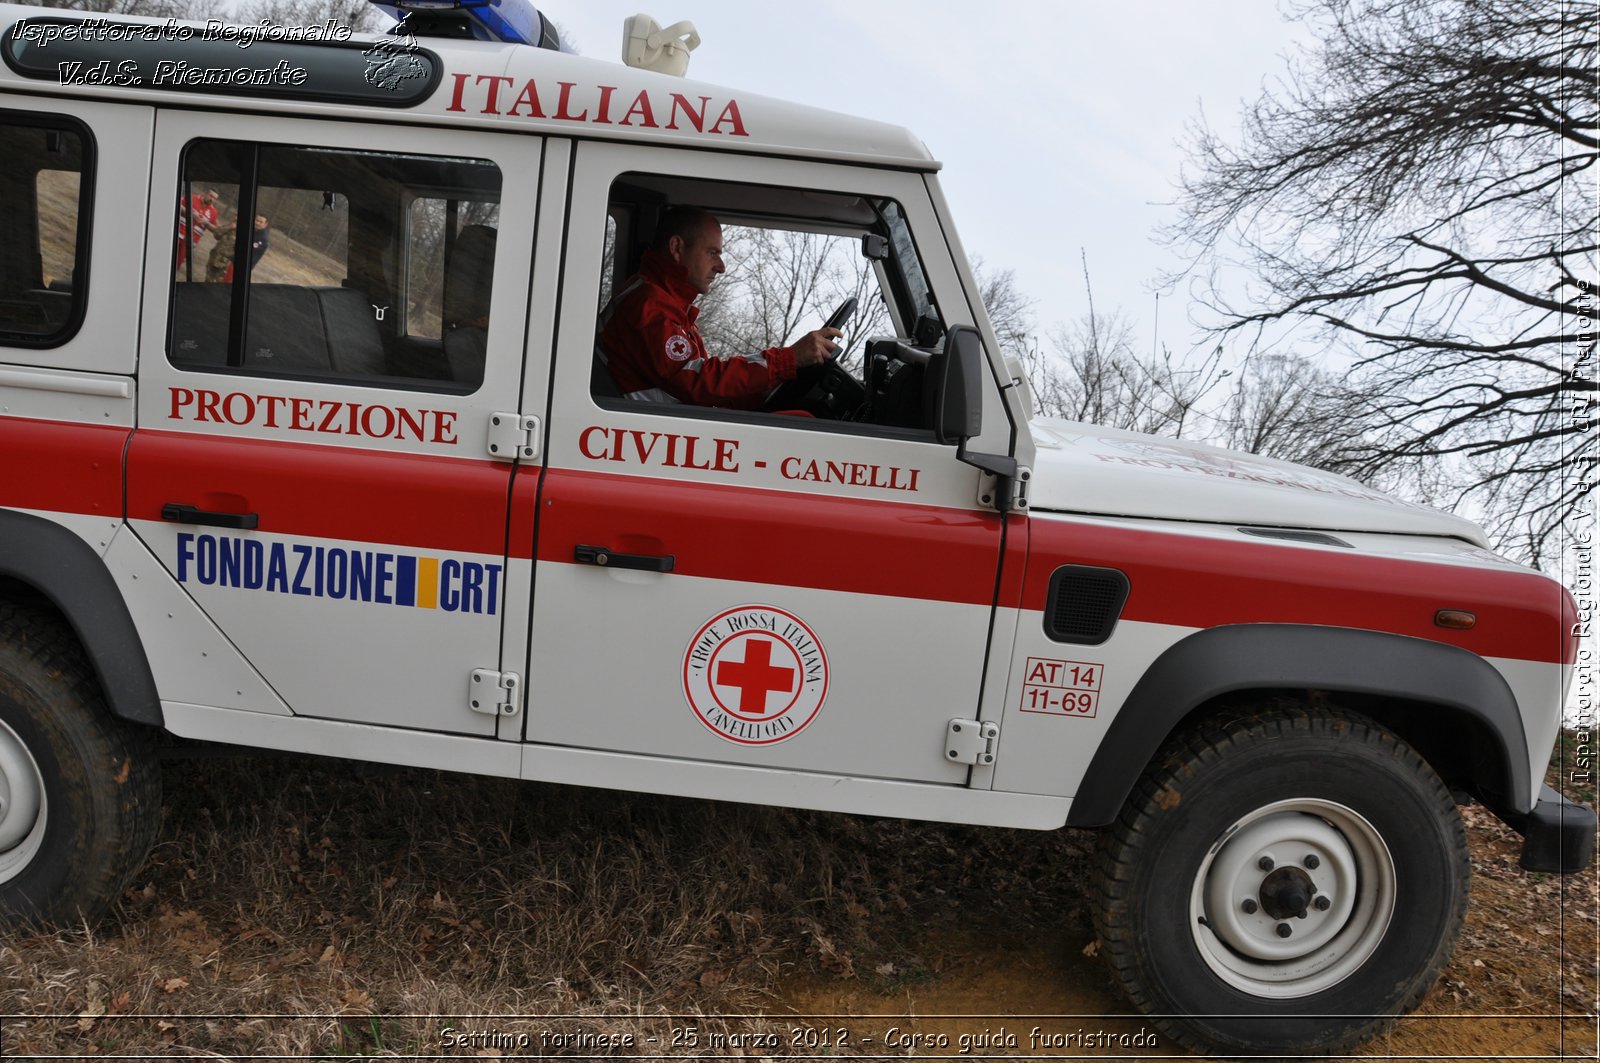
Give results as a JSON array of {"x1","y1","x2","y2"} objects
[{"x1": 598, "y1": 206, "x2": 842, "y2": 408}]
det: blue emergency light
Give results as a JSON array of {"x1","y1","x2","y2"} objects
[{"x1": 368, "y1": 0, "x2": 564, "y2": 50}]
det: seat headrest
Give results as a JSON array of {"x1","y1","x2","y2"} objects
[{"x1": 442, "y1": 224, "x2": 497, "y2": 327}]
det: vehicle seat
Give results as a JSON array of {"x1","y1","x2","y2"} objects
[
  {"x1": 442, "y1": 224, "x2": 497, "y2": 386},
  {"x1": 591, "y1": 280, "x2": 637, "y2": 400},
  {"x1": 313, "y1": 287, "x2": 387, "y2": 376},
  {"x1": 170, "y1": 283, "x2": 386, "y2": 377},
  {"x1": 591, "y1": 337, "x2": 623, "y2": 399}
]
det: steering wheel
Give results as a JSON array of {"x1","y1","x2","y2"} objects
[{"x1": 763, "y1": 300, "x2": 866, "y2": 416}]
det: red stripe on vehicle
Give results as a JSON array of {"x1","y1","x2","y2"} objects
[
  {"x1": 0, "y1": 417, "x2": 128, "y2": 517},
  {"x1": 1024, "y1": 520, "x2": 1576, "y2": 665},
  {"x1": 126, "y1": 430, "x2": 514, "y2": 557},
  {"x1": 20, "y1": 420, "x2": 1570, "y2": 664},
  {"x1": 523, "y1": 466, "x2": 1005, "y2": 606},
  {"x1": 997, "y1": 512, "x2": 1030, "y2": 605}
]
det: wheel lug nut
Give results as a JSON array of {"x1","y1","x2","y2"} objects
[
  {"x1": 1314, "y1": 895, "x2": 1331, "y2": 911},
  {"x1": 1303, "y1": 853, "x2": 1320, "y2": 869},
  {"x1": 1257, "y1": 856, "x2": 1275, "y2": 871},
  {"x1": 1241, "y1": 898, "x2": 1258, "y2": 914},
  {"x1": 1276, "y1": 923, "x2": 1292, "y2": 938}
]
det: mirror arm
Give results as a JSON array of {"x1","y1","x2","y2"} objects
[{"x1": 957, "y1": 441, "x2": 1019, "y2": 514}]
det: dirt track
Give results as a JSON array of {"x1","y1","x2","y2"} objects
[
  {"x1": 0, "y1": 749, "x2": 1594, "y2": 1059},
  {"x1": 785, "y1": 801, "x2": 1597, "y2": 1059}
]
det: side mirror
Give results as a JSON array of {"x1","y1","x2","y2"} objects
[{"x1": 932, "y1": 325, "x2": 984, "y2": 444}]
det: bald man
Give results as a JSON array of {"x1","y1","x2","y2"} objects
[{"x1": 598, "y1": 206, "x2": 841, "y2": 408}]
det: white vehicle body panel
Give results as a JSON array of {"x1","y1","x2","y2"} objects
[
  {"x1": 104, "y1": 524, "x2": 292, "y2": 715},
  {"x1": 1028, "y1": 418, "x2": 1488, "y2": 544},
  {"x1": 161, "y1": 701, "x2": 1073, "y2": 828},
  {"x1": 0, "y1": 1, "x2": 1576, "y2": 840},
  {"x1": 993, "y1": 617, "x2": 1197, "y2": 798}
]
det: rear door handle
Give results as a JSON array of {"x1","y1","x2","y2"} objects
[
  {"x1": 161, "y1": 503, "x2": 260, "y2": 530},
  {"x1": 574, "y1": 544, "x2": 674, "y2": 573}
]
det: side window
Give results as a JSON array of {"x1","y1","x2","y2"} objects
[
  {"x1": 0, "y1": 113, "x2": 91, "y2": 347},
  {"x1": 593, "y1": 174, "x2": 944, "y2": 434},
  {"x1": 167, "y1": 139, "x2": 501, "y2": 391},
  {"x1": 405, "y1": 195, "x2": 502, "y2": 341}
]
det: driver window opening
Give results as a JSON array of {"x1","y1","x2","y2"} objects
[{"x1": 592, "y1": 174, "x2": 946, "y2": 434}]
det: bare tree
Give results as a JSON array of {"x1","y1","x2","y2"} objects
[
  {"x1": 1005, "y1": 252, "x2": 1224, "y2": 435},
  {"x1": 698, "y1": 227, "x2": 888, "y2": 372},
  {"x1": 1218, "y1": 352, "x2": 1382, "y2": 473},
  {"x1": 232, "y1": 0, "x2": 384, "y2": 33},
  {"x1": 40, "y1": 0, "x2": 382, "y2": 27},
  {"x1": 38, "y1": 0, "x2": 214, "y2": 16},
  {"x1": 1168, "y1": 0, "x2": 1597, "y2": 563},
  {"x1": 1025, "y1": 310, "x2": 1223, "y2": 438},
  {"x1": 972, "y1": 259, "x2": 1037, "y2": 364}
]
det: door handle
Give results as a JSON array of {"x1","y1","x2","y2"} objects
[
  {"x1": 161, "y1": 503, "x2": 260, "y2": 530},
  {"x1": 574, "y1": 544, "x2": 674, "y2": 573}
]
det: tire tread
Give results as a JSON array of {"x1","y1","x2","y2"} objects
[
  {"x1": 1092, "y1": 703, "x2": 1469, "y2": 1056},
  {"x1": 0, "y1": 601, "x2": 162, "y2": 925}
]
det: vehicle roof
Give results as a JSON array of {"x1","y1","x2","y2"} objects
[{"x1": 0, "y1": 3, "x2": 939, "y2": 171}]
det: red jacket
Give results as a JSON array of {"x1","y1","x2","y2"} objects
[{"x1": 599, "y1": 251, "x2": 797, "y2": 409}]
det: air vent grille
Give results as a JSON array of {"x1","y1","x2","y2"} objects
[{"x1": 1044, "y1": 565, "x2": 1130, "y2": 645}]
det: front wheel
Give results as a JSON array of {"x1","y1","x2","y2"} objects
[{"x1": 1093, "y1": 707, "x2": 1468, "y2": 1056}]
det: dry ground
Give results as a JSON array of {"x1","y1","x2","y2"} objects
[{"x1": 0, "y1": 733, "x2": 1594, "y2": 1060}]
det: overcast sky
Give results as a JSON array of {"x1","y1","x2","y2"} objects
[{"x1": 548, "y1": 1, "x2": 1313, "y2": 356}]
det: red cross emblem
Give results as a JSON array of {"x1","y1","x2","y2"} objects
[
  {"x1": 683, "y1": 606, "x2": 830, "y2": 746},
  {"x1": 714, "y1": 637, "x2": 796, "y2": 715}
]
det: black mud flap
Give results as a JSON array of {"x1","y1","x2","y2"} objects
[{"x1": 1509, "y1": 785, "x2": 1597, "y2": 873}]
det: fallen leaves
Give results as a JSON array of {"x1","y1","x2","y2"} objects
[
  {"x1": 340, "y1": 987, "x2": 374, "y2": 1014},
  {"x1": 4, "y1": 753, "x2": 1593, "y2": 1060},
  {"x1": 75, "y1": 996, "x2": 105, "y2": 1032}
]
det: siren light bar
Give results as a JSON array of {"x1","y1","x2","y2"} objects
[{"x1": 367, "y1": 0, "x2": 564, "y2": 50}]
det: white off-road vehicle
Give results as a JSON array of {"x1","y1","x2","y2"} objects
[{"x1": 0, "y1": 2, "x2": 1589, "y2": 1053}]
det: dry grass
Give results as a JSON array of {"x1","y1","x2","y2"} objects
[
  {"x1": 0, "y1": 742, "x2": 1093, "y2": 1057},
  {"x1": 0, "y1": 734, "x2": 1593, "y2": 1059}
]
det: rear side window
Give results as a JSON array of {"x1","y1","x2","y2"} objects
[
  {"x1": 167, "y1": 138, "x2": 501, "y2": 391},
  {"x1": 0, "y1": 112, "x2": 91, "y2": 347},
  {"x1": 404, "y1": 194, "x2": 502, "y2": 341}
]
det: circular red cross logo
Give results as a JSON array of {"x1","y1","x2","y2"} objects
[{"x1": 683, "y1": 606, "x2": 829, "y2": 745}]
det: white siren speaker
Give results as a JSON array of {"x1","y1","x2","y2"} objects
[{"x1": 622, "y1": 14, "x2": 700, "y2": 76}]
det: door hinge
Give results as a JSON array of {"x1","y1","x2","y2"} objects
[
  {"x1": 487, "y1": 412, "x2": 540, "y2": 461},
  {"x1": 1013, "y1": 465, "x2": 1032, "y2": 510},
  {"x1": 976, "y1": 466, "x2": 1030, "y2": 512},
  {"x1": 469, "y1": 669, "x2": 521, "y2": 717},
  {"x1": 945, "y1": 718, "x2": 999, "y2": 766}
]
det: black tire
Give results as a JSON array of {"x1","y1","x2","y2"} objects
[
  {"x1": 1093, "y1": 706, "x2": 1469, "y2": 1056},
  {"x1": 0, "y1": 602, "x2": 162, "y2": 925}
]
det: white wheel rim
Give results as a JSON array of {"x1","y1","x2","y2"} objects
[
  {"x1": 0, "y1": 717, "x2": 47, "y2": 881},
  {"x1": 1189, "y1": 798, "x2": 1396, "y2": 998}
]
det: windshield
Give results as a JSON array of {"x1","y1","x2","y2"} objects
[{"x1": 881, "y1": 199, "x2": 939, "y2": 336}]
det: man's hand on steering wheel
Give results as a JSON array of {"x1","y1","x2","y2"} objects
[
  {"x1": 763, "y1": 300, "x2": 859, "y2": 414},
  {"x1": 792, "y1": 327, "x2": 843, "y2": 368}
]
